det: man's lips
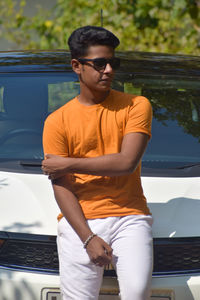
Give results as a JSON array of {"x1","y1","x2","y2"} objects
[
  {"x1": 100, "y1": 77, "x2": 112, "y2": 82},
  {"x1": 99, "y1": 79, "x2": 112, "y2": 86}
]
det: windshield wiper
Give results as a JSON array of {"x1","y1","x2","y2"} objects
[
  {"x1": 20, "y1": 160, "x2": 42, "y2": 167},
  {"x1": 174, "y1": 162, "x2": 200, "y2": 169}
]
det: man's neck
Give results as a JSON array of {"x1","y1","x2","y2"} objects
[{"x1": 77, "y1": 88, "x2": 110, "y2": 106}]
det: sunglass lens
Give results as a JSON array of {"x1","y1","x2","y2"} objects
[
  {"x1": 93, "y1": 58, "x2": 107, "y2": 70},
  {"x1": 93, "y1": 57, "x2": 120, "y2": 70},
  {"x1": 111, "y1": 58, "x2": 120, "y2": 69}
]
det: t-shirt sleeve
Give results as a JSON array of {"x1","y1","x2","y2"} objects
[
  {"x1": 42, "y1": 112, "x2": 69, "y2": 157},
  {"x1": 124, "y1": 96, "x2": 152, "y2": 138}
]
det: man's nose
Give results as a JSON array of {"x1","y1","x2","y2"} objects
[{"x1": 103, "y1": 63, "x2": 113, "y2": 73}]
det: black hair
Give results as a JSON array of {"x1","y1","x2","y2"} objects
[{"x1": 68, "y1": 26, "x2": 120, "y2": 59}]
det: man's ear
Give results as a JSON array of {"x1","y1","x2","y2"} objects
[{"x1": 71, "y1": 59, "x2": 81, "y2": 75}]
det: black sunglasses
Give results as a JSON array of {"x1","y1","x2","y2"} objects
[{"x1": 78, "y1": 57, "x2": 120, "y2": 71}]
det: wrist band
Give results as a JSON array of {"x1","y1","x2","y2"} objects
[{"x1": 83, "y1": 233, "x2": 97, "y2": 249}]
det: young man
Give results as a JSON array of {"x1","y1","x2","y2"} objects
[{"x1": 42, "y1": 26, "x2": 153, "y2": 300}]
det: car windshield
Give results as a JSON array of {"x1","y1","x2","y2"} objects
[
  {"x1": 0, "y1": 73, "x2": 79, "y2": 162},
  {"x1": 116, "y1": 73, "x2": 200, "y2": 170},
  {"x1": 0, "y1": 72, "x2": 199, "y2": 173}
]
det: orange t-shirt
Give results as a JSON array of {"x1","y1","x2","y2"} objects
[{"x1": 43, "y1": 89, "x2": 152, "y2": 219}]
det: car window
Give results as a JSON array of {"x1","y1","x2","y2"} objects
[
  {"x1": 0, "y1": 70, "x2": 199, "y2": 174},
  {"x1": 48, "y1": 80, "x2": 80, "y2": 112},
  {"x1": 116, "y1": 74, "x2": 200, "y2": 169},
  {"x1": 0, "y1": 73, "x2": 79, "y2": 162}
]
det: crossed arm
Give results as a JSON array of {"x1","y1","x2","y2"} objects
[
  {"x1": 42, "y1": 132, "x2": 149, "y2": 179},
  {"x1": 43, "y1": 132, "x2": 149, "y2": 266}
]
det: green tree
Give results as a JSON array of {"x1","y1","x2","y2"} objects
[{"x1": 1, "y1": 0, "x2": 200, "y2": 54}]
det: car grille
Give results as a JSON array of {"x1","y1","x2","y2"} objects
[
  {"x1": 0, "y1": 232, "x2": 58, "y2": 274},
  {"x1": 0, "y1": 232, "x2": 200, "y2": 276},
  {"x1": 153, "y1": 237, "x2": 200, "y2": 275}
]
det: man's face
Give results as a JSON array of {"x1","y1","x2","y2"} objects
[{"x1": 75, "y1": 45, "x2": 117, "y2": 93}]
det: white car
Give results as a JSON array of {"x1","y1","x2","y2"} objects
[{"x1": 0, "y1": 50, "x2": 200, "y2": 300}]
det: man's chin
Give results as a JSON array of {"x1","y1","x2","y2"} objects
[{"x1": 98, "y1": 82, "x2": 112, "y2": 91}]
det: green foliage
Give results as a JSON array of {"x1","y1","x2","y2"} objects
[
  {"x1": 48, "y1": 81, "x2": 80, "y2": 111},
  {"x1": 1, "y1": 0, "x2": 200, "y2": 54}
]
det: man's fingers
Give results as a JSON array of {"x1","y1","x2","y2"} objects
[
  {"x1": 45, "y1": 153, "x2": 58, "y2": 159},
  {"x1": 93, "y1": 256, "x2": 110, "y2": 267},
  {"x1": 90, "y1": 252, "x2": 111, "y2": 266},
  {"x1": 45, "y1": 153, "x2": 52, "y2": 159},
  {"x1": 104, "y1": 244, "x2": 113, "y2": 258}
]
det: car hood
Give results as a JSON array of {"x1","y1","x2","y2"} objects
[
  {"x1": 0, "y1": 171, "x2": 59, "y2": 235},
  {"x1": 142, "y1": 176, "x2": 200, "y2": 238},
  {"x1": 0, "y1": 171, "x2": 200, "y2": 238}
]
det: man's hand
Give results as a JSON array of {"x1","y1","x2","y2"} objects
[
  {"x1": 86, "y1": 235, "x2": 113, "y2": 267},
  {"x1": 42, "y1": 154, "x2": 69, "y2": 179}
]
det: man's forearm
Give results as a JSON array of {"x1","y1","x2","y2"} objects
[
  {"x1": 42, "y1": 132, "x2": 149, "y2": 178},
  {"x1": 64, "y1": 153, "x2": 135, "y2": 176},
  {"x1": 62, "y1": 133, "x2": 148, "y2": 176},
  {"x1": 52, "y1": 176, "x2": 113, "y2": 266},
  {"x1": 43, "y1": 153, "x2": 132, "y2": 178},
  {"x1": 52, "y1": 177, "x2": 93, "y2": 242}
]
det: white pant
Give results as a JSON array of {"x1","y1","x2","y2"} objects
[{"x1": 57, "y1": 214, "x2": 153, "y2": 300}]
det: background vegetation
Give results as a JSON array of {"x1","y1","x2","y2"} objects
[{"x1": 1, "y1": 0, "x2": 200, "y2": 54}]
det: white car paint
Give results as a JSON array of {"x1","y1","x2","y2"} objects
[
  {"x1": 0, "y1": 171, "x2": 59, "y2": 235},
  {"x1": 0, "y1": 171, "x2": 200, "y2": 300},
  {"x1": 142, "y1": 176, "x2": 200, "y2": 237},
  {"x1": 1, "y1": 171, "x2": 199, "y2": 238}
]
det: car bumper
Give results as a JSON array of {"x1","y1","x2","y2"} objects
[
  {"x1": 151, "y1": 274, "x2": 200, "y2": 300},
  {"x1": 101, "y1": 275, "x2": 200, "y2": 300},
  {"x1": 0, "y1": 268, "x2": 200, "y2": 300},
  {"x1": 0, "y1": 268, "x2": 59, "y2": 300}
]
